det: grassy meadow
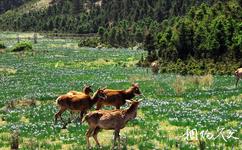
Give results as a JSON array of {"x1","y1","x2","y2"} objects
[{"x1": 0, "y1": 32, "x2": 241, "y2": 149}]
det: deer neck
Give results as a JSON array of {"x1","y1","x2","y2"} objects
[
  {"x1": 124, "y1": 88, "x2": 135, "y2": 100},
  {"x1": 91, "y1": 92, "x2": 99, "y2": 104},
  {"x1": 83, "y1": 89, "x2": 89, "y2": 95},
  {"x1": 124, "y1": 104, "x2": 138, "y2": 122}
]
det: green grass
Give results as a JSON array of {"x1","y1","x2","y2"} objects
[{"x1": 0, "y1": 32, "x2": 241, "y2": 149}]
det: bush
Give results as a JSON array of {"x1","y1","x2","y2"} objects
[
  {"x1": 0, "y1": 41, "x2": 6, "y2": 49},
  {"x1": 12, "y1": 41, "x2": 33, "y2": 52},
  {"x1": 78, "y1": 37, "x2": 100, "y2": 48},
  {"x1": 149, "y1": 58, "x2": 239, "y2": 75}
]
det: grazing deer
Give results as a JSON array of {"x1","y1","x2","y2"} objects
[
  {"x1": 67, "y1": 85, "x2": 93, "y2": 96},
  {"x1": 96, "y1": 83, "x2": 141, "y2": 110},
  {"x1": 151, "y1": 61, "x2": 159, "y2": 74},
  {"x1": 235, "y1": 68, "x2": 242, "y2": 87},
  {"x1": 84, "y1": 99, "x2": 141, "y2": 149},
  {"x1": 54, "y1": 88, "x2": 107, "y2": 125}
]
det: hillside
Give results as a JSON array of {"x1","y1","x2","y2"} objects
[
  {"x1": 0, "y1": 0, "x2": 233, "y2": 33},
  {"x1": 0, "y1": 0, "x2": 33, "y2": 14}
]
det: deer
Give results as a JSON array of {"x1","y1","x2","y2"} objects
[
  {"x1": 62, "y1": 85, "x2": 94, "y2": 123},
  {"x1": 151, "y1": 60, "x2": 159, "y2": 74},
  {"x1": 84, "y1": 99, "x2": 141, "y2": 149},
  {"x1": 54, "y1": 88, "x2": 107, "y2": 126},
  {"x1": 235, "y1": 68, "x2": 242, "y2": 87},
  {"x1": 95, "y1": 83, "x2": 141, "y2": 110},
  {"x1": 67, "y1": 85, "x2": 93, "y2": 96}
]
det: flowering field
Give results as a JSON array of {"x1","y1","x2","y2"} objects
[{"x1": 0, "y1": 32, "x2": 241, "y2": 149}]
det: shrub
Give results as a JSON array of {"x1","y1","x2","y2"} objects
[
  {"x1": 199, "y1": 74, "x2": 213, "y2": 87},
  {"x1": 0, "y1": 41, "x2": 6, "y2": 49},
  {"x1": 12, "y1": 41, "x2": 33, "y2": 52},
  {"x1": 78, "y1": 37, "x2": 100, "y2": 48},
  {"x1": 172, "y1": 75, "x2": 186, "y2": 95}
]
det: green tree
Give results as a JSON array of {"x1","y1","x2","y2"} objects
[{"x1": 144, "y1": 32, "x2": 156, "y2": 60}]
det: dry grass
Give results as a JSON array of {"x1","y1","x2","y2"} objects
[
  {"x1": 34, "y1": 0, "x2": 52, "y2": 9},
  {"x1": 128, "y1": 74, "x2": 151, "y2": 82},
  {"x1": 11, "y1": 0, "x2": 52, "y2": 15},
  {"x1": 187, "y1": 74, "x2": 213, "y2": 88},
  {"x1": 160, "y1": 120, "x2": 182, "y2": 139},
  {"x1": 224, "y1": 121, "x2": 239, "y2": 128},
  {"x1": 0, "y1": 118, "x2": 7, "y2": 126},
  {"x1": 0, "y1": 67, "x2": 17, "y2": 75},
  {"x1": 172, "y1": 74, "x2": 214, "y2": 94},
  {"x1": 172, "y1": 76, "x2": 186, "y2": 95},
  {"x1": 20, "y1": 116, "x2": 29, "y2": 124}
]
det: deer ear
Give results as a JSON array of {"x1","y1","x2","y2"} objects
[
  {"x1": 126, "y1": 100, "x2": 133, "y2": 104},
  {"x1": 138, "y1": 99, "x2": 143, "y2": 102}
]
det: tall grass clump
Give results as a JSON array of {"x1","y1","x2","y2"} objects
[
  {"x1": 10, "y1": 129, "x2": 19, "y2": 150},
  {"x1": 78, "y1": 37, "x2": 100, "y2": 48},
  {"x1": 12, "y1": 41, "x2": 33, "y2": 52},
  {"x1": 199, "y1": 74, "x2": 213, "y2": 87},
  {"x1": 172, "y1": 74, "x2": 214, "y2": 94},
  {"x1": 172, "y1": 75, "x2": 186, "y2": 95},
  {"x1": 186, "y1": 74, "x2": 214, "y2": 89},
  {"x1": 0, "y1": 41, "x2": 6, "y2": 49}
]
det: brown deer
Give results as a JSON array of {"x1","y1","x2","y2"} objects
[
  {"x1": 235, "y1": 68, "x2": 242, "y2": 87},
  {"x1": 65, "y1": 85, "x2": 93, "y2": 123},
  {"x1": 151, "y1": 61, "x2": 159, "y2": 74},
  {"x1": 84, "y1": 99, "x2": 141, "y2": 149},
  {"x1": 67, "y1": 85, "x2": 93, "y2": 96},
  {"x1": 54, "y1": 88, "x2": 107, "y2": 124},
  {"x1": 95, "y1": 83, "x2": 141, "y2": 110}
]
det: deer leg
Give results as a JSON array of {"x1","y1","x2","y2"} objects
[
  {"x1": 92, "y1": 127, "x2": 101, "y2": 147},
  {"x1": 235, "y1": 78, "x2": 239, "y2": 87},
  {"x1": 86, "y1": 127, "x2": 94, "y2": 149},
  {"x1": 112, "y1": 129, "x2": 120, "y2": 150},
  {"x1": 96, "y1": 103, "x2": 102, "y2": 110},
  {"x1": 54, "y1": 108, "x2": 66, "y2": 124},
  {"x1": 79, "y1": 111, "x2": 86, "y2": 124},
  {"x1": 116, "y1": 105, "x2": 120, "y2": 109},
  {"x1": 68, "y1": 111, "x2": 74, "y2": 123},
  {"x1": 117, "y1": 130, "x2": 121, "y2": 150}
]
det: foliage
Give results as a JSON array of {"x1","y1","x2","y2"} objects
[
  {"x1": 157, "y1": 58, "x2": 240, "y2": 75},
  {"x1": 0, "y1": 0, "x2": 223, "y2": 32},
  {"x1": 0, "y1": 41, "x2": 6, "y2": 49},
  {"x1": 156, "y1": 1, "x2": 242, "y2": 62},
  {"x1": 11, "y1": 41, "x2": 32, "y2": 52},
  {"x1": 78, "y1": 37, "x2": 100, "y2": 48}
]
